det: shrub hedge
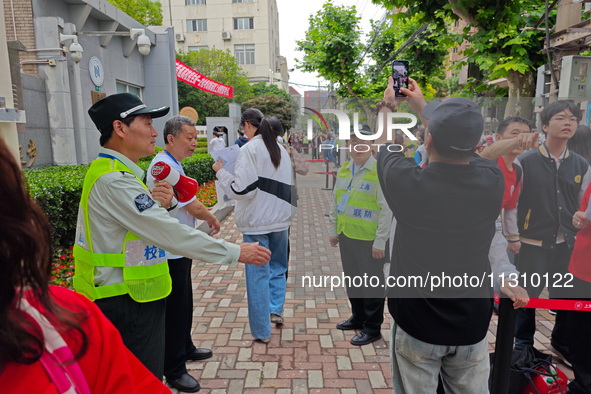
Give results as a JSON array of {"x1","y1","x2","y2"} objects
[
  {"x1": 25, "y1": 150, "x2": 216, "y2": 248},
  {"x1": 25, "y1": 165, "x2": 88, "y2": 248}
]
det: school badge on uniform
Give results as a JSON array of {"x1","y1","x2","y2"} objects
[{"x1": 134, "y1": 193, "x2": 155, "y2": 212}]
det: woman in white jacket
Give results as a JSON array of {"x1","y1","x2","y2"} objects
[{"x1": 213, "y1": 108, "x2": 295, "y2": 342}]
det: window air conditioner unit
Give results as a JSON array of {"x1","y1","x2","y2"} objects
[
  {"x1": 222, "y1": 31, "x2": 231, "y2": 40},
  {"x1": 176, "y1": 33, "x2": 185, "y2": 42}
]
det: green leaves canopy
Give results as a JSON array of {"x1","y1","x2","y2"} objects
[
  {"x1": 241, "y1": 94, "x2": 292, "y2": 132},
  {"x1": 107, "y1": 0, "x2": 163, "y2": 26},
  {"x1": 375, "y1": 0, "x2": 554, "y2": 97},
  {"x1": 296, "y1": 1, "x2": 451, "y2": 98},
  {"x1": 296, "y1": 2, "x2": 364, "y2": 97}
]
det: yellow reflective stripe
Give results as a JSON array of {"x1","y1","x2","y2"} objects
[
  {"x1": 73, "y1": 271, "x2": 127, "y2": 301},
  {"x1": 342, "y1": 223, "x2": 377, "y2": 241},
  {"x1": 73, "y1": 244, "x2": 125, "y2": 267},
  {"x1": 94, "y1": 283, "x2": 128, "y2": 298},
  {"x1": 74, "y1": 275, "x2": 127, "y2": 300},
  {"x1": 124, "y1": 261, "x2": 170, "y2": 280}
]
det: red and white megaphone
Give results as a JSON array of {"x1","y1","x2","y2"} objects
[{"x1": 151, "y1": 161, "x2": 199, "y2": 203}]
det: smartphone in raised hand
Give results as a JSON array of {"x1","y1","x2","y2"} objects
[{"x1": 391, "y1": 60, "x2": 409, "y2": 97}]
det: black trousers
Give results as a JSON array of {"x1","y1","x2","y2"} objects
[
  {"x1": 514, "y1": 243, "x2": 571, "y2": 350},
  {"x1": 338, "y1": 234, "x2": 385, "y2": 336},
  {"x1": 565, "y1": 276, "x2": 591, "y2": 394},
  {"x1": 164, "y1": 257, "x2": 196, "y2": 380},
  {"x1": 95, "y1": 294, "x2": 165, "y2": 379}
]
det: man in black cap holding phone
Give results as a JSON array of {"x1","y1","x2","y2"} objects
[
  {"x1": 375, "y1": 78, "x2": 510, "y2": 392},
  {"x1": 73, "y1": 93, "x2": 271, "y2": 390}
]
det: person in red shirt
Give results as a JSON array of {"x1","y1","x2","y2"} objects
[
  {"x1": 494, "y1": 116, "x2": 533, "y2": 255},
  {"x1": 566, "y1": 186, "x2": 591, "y2": 394},
  {"x1": 565, "y1": 124, "x2": 591, "y2": 394},
  {"x1": 0, "y1": 139, "x2": 170, "y2": 394},
  {"x1": 571, "y1": 188, "x2": 591, "y2": 280}
]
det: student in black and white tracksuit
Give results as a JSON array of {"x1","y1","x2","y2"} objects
[{"x1": 214, "y1": 108, "x2": 296, "y2": 343}]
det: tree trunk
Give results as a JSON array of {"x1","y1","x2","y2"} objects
[
  {"x1": 505, "y1": 70, "x2": 536, "y2": 120},
  {"x1": 448, "y1": 0, "x2": 476, "y2": 24}
]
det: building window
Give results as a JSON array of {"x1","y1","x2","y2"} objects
[
  {"x1": 232, "y1": 0, "x2": 253, "y2": 3},
  {"x1": 187, "y1": 19, "x2": 207, "y2": 32},
  {"x1": 454, "y1": 21, "x2": 459, "y2": 27},
  {"x1": 116, "y1": 82, "x2": 142, "y2": 98},
  {"x1": 234, "y1": 17, "x2": 254, "y2": 30},
  {"x1": 235, "y1": 44, "x2": 255, "y2": 65},
  {"x1": 189, "y1": 45, "x2": 208, "y2": 52},
  {"x1": 453, "y1": 47, "x2": 458, "y2": 54},
  {"x1": 186, "y1": 0, "x2": 205, "y2": 4}
]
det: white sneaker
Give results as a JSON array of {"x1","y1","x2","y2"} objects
[{"x1": 270, "y1": 313, "x2": 284, "y2": 324}]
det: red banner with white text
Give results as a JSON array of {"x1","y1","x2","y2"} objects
[{"x1": 175, "y1": 59, "x2": 233, "y2": 98}]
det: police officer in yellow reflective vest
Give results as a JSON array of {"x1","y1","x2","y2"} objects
[
  {"x1": 329, "y1": 124, "x2": 393, "y2": 346},
  {"x1": 74, "y1": 93, "x2": 271, "y2": 381}
]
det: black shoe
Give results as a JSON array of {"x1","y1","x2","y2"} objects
[
  {"x1": 167, "y1": 373, "x2": 201, "y2": 392},
  {"x1": 186, "y1": 347, "x2": 213, "y2": 361},
  {"x1": 350, "y1": 332, "x2": 381, "y2": 346},
  {"x1": 336, "y1": 319, "x2": 363, "y2": 330}
]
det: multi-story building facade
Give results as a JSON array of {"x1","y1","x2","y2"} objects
[
  {"x1": 304, "y1": 90, "x2": 330, "y2": 110},
  {"x1": 160, "y1": 0, "x2": 289, "y2": 92},
  {"x1": 2, "y1": 0, "x2": 178, "y2": 166}
]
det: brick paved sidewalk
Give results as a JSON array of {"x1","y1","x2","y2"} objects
[{"x1": 171, "y1": 166, "x2": 573, "y2": 393}]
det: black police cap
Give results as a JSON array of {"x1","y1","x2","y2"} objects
[{"x1": 88, "y1": 93, "x2": 170, "y2": 134}]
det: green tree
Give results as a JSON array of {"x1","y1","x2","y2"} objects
[
  {"x1": 108, "y1": 0, "x2": 163, "y2": 26},
  {"x1": 366, "y1": 13, "x2": 452, "y2": 96},
  {"x1": 374, "y1": 0, "x2": 555, "y2": 118},
  {"x1": 251, "y1": 82, "x2": 291, "y2": 101},
  {"x1": 177, "y1": 49, "x2": 253, "y2": 125},
  {"x1": 241, "y1": 94, "x2": 292, "y2": 132},
  {"x1": 295, "y1": 1, "x2": 452, "y2": 131},
  {"x1": 296, "y1": 2, "x2": 364, "y2": 98}
]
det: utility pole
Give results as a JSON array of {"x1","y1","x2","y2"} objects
[
  {"x1": 556, "y1": 0, "x2": 582, "y2": 35},
  {"x1": 547, "y1": 0, "x2": 583, "y2": 99}
]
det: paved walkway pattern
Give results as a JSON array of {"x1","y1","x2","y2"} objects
[{"x1": 171, "y1": 164, "x2": 574, "y2": 393}]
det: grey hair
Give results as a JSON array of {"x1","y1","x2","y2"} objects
[{"x1": 163, "y1": 115, "x2": 195, "y2": 145}]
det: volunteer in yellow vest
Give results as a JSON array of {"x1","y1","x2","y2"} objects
[
  {"x1": 74, "y1": 93, "x2": 271, "y2": 381},
  {"x1": 329, "y1": 124, "x2": 393, "y2": 346}
]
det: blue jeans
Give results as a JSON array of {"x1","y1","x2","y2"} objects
[
  {"x1": 390, "y1": 318, "x2": 489, "y2": 394},
  {"x1": 244, "y1": 230, "x2": 289, "y2": 339}
]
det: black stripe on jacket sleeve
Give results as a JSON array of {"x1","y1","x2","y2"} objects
[
  {"x1": 258, "y1": 177, "x2": 295, "y2": 206},
  {"x1": 231, "y1": 180, "x2": 259, "y2": 195}
]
